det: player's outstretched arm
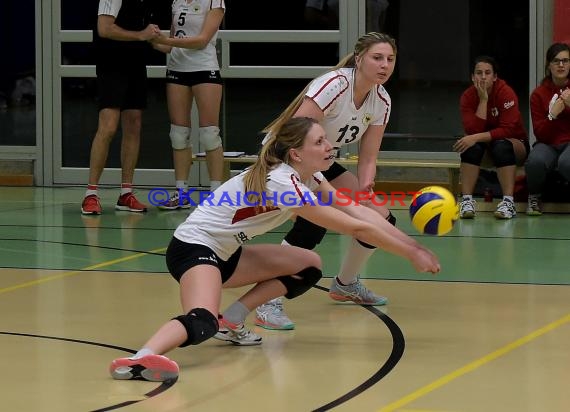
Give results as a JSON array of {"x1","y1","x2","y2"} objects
[{"x1": 294, "y1": 186, "x2": 440, "y2": 274}]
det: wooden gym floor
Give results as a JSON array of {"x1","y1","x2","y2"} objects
[{"x1": 1, "y1": 186, "x2": 569, "y2": 412}]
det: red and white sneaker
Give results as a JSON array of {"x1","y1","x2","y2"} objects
[
  {"x1": 115, "y1": 192, "x2": 147, "y2": 212},
  {"x1": 81, "y1": 195, "x2": 102, "y2": 215},
  {"x1": 109, "y1": 354, "x2": 179, "y2": 382}
]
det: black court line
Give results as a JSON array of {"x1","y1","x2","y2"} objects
[
  {"x1": 311, "y1": 284, "x2": 405, "y2": 411},
  {"x1": 0, "y1": 331, "x2": 177, "y2": 412},
  {"x1": 1, "y1": 287, "x2": 404, "y2": 411}
]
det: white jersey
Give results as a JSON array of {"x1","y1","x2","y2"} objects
[
  {"x1": 261, "y1": 68, "x2": 391, "y2": 151},
  {"x1": 307, "y1": 67, "x2": 391, "y2": 152},
  {"x1": 168, "y1": 0, "x2": 225, "y2": 72},
  {"x1": 174, "y1": 164, "x2": 324, "y2": 260}
]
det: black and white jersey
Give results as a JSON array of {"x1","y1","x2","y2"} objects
[{"x1": 94, "y1": 0, "x2": 153, "y2": 69}]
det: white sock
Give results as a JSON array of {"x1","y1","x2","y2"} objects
[
  {"x1": 503, "y1": 195, "x2": 514, "y2": 203},
  {"x1": 175, "y1": 180, "x2": 187, "y2": 190},
  {"x1": 337, "y1": 238, "x2": 375, "y2": 285},
  {"x1": 85, "y1": 184, "x2": 98, "y2": 197},
  {"x1": 210, "y1": 180, "x2": 221, "y2": 191},
  {"x1": 130, "y1": 347, "x2": 154, "y2": 360},
  {"x1": 462, "y1": 194, "x2": 473, "y2": 201},
  {"x1": 120, "y1": 183, "x2": 133, "y2": 196}
]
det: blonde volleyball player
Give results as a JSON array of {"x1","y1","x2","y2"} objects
[
  {"x1": 109, "y1": 117, "x2": 439, "y2": 381},
  {"x1": 223, "y1": 32, "x2": 400, "y2": 331}
]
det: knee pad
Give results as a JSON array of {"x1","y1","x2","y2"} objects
[
  {"x1": 173, "y1": 308, "x2": 218, "y2": 347},
  {"x1": 460, "y1": 142, "x2": 486, "y2": 166},
  {"x1": 489, "y1": 140, "x2": 516, "y2": 167},
  {"x1": 283, "y1": 216, "x2": 327, "y2": 250},
  {"x1": 199, "y1": 126, "x2": 222, "y2": 151},
  {"x1": 170, "y1": 124, "x2": 191, "y2": 150},
  {"x1": 278, "y1": 266, "x2": 323, "y2": 299}
]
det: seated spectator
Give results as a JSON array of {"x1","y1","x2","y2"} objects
[
  {"x1": 453, "y1": 55, "x2": 529, "y2": 219},
  {"x1": 525, "y1": 43, "x2": 570, "y2": 215}
]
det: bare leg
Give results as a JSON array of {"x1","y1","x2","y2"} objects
[
  {"x1": 141, "y1": 265, "x2": 223, "y2": 355},
  {"x1": 194, "y1": 83, "x2": 224, "y2": 183},
  {"x1": 142, "y1": 244, "x2": 320, "y2": 354},
  {"x1": 459, "y1": 163, "x2": 480, "y2": 195},
  {"x1": 88, "y1": 108, "x2": 120, "y2": 185},
  {"x1": 173, "y1": 148, "x2": 193, "y2": 182},
  {"x1": 496, "y1": 165, "x2": 516, "y2": 196},
  {"x1": 167, "y1": 83, "x2": 193, "y2": 184},
  {"x1": 119, "y1": 109, "x2": 143, "y2": 184}
]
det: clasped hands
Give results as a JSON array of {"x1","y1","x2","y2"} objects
[{"x1": 140, "y1": 24, "x2": 161, "y2": 41}]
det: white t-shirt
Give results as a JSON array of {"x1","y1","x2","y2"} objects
[
  {"x1": 174, "y1": 163, "x2": 324, "y2": 260},
  {"x1": 168, "y1": 0, "x2": 225, "y2": 72},
  {"x1": 308, "y1": 67, "x2": 391, "y2": 153},
  {"x1": 262, "y1": 67, "x2": 391, "y2": 154}
]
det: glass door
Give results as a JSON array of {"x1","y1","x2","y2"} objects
[{"x1": 48, "y1": 0, "x2": 358, "y2": 187}]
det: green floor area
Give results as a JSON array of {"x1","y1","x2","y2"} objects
[{"x1": 1, "y1": 186, "x2": 569, "y2": 285}]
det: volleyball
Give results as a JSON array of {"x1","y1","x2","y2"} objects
[{"x1": 409, "y1": 186, "x2": 459, "y2": 235}]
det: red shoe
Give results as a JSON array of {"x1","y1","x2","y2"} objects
[
  {"x1": 115, "y1": 192, "x2": 147, "y2": 212},
  {"x1": 109, "y1": 354, "x2": 179, "y2": 382},
  {"x1": 81, "y1": 195, "x2": 102, "y2": 215}
]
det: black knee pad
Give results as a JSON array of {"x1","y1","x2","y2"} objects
[
  {"x1": 173, "y1": 308, "x2": 219, "y2": 347},
  {"x1": 278, "y1": 266, "x2": 322, "y2": 299},
  {"x1": 489, "y1": 139, "x2": 516, "y2": 167},
  {"x1": 283, "y1": 216, "x2": 327, "y2": 250},
  {"x1": 460, "y1": 142, "x2": 486, "y2": 166}
]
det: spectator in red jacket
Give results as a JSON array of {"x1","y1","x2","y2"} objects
[
  {"x1": 525, "y1": 43, "x2": 570, "y2": 216},
  {"x1": 453, "y1": 56, "x2": 529, "y2": 219}
]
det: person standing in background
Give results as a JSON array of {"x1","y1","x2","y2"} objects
[
  {"x1": 81, "y1": 0, "x2": 161, "y2": 215},
  {"x1": 151, "y1": 0, "x2": 226, "y2": 210}
]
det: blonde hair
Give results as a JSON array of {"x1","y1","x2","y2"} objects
[
  {"x1": 244, "y1": 117, "x2": 319, "y2": 204},
  {"x1": 263, "y1": 32, "x2": 397, "y2": 137}
]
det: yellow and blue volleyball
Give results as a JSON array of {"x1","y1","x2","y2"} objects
[{"x1": 409, "y1": 186, "x2": 459, "y2": 235}]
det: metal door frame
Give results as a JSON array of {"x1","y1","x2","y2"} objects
[{"x1": 42, "y1": 0, "x2": 359, "y2": 187}]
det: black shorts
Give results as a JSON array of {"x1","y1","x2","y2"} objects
[
  {"x1": 165, "y1": 236, "x2": 241, "y2": 283},
  {"x1": 96, "y1": 67, "x2": 147, "y2": 111},
  {"x1": 166, "y1": 70, "x2": 223, "y2": 87},
  {"x1": 322, "y1": 161, "x2": 348, "y2": 181}
]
